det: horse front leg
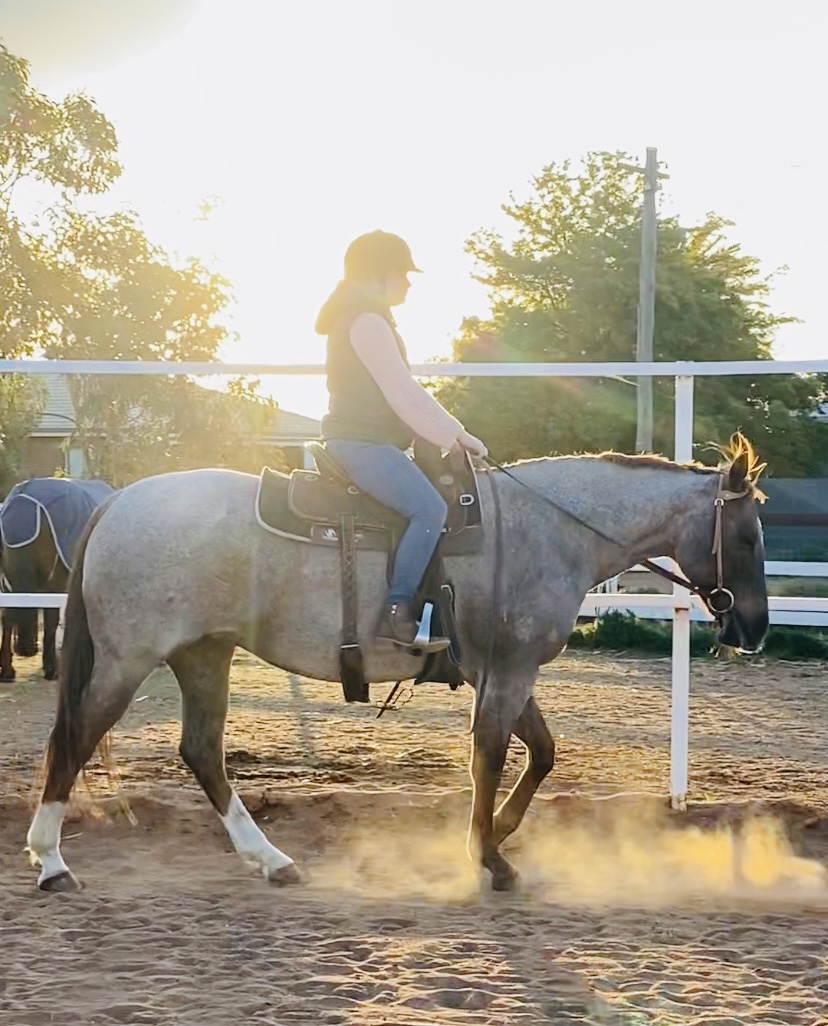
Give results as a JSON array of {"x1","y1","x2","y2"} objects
[
  {"x1": 468, "y1": 673, "x2": 532, "y2": 891},
  {"x1": 14, "y1": 608, "x2": 39, "y2": 658},
  {"x1": 0, "y1": 612, "x2": 15, "y2": 681},
  {"x1": 492, "y1": 696, "x2": 555, "y2": 847}
]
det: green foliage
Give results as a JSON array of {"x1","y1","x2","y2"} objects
[
  {"x1": 568, "y1": 610, "x2": 828, "y2": 661},
  {"x1": 1, "y1": 44, "x2": 122, "y2": 356},
  {"x1": 761, "y1": 627, "x2": 828, "y2": 660},
  {"x1": 772, "y1": 579, "x2": 828, "y2": 598},
  {"x1": 0, "y1": 374, "x2": 46, "y2": 495},
  {"x1": 73, "y1": 375, "x2": 280, "y2": 487},
  {"x1": 0, "y1": 43, "x2": 274, "y2": 484},
  {"x1": 434, "y1": 151, "x2": 827, "y2": 475},
  {"x1": 0, "y1": 46, "x2": 120, "y2": 200},
  {"x1": 569, "y1": 611, "x2": 715, "y2": 657},
  {"x1": 29, "y1": 205, "x2": 232, "y2": 363}
]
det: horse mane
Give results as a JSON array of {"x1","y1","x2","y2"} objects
[
  {"x1": 595, "y1": 451, "x2": 714, "y2": 474},
  {"x1": 502, "y1": 432, "x2": 767, "y2": 495}
]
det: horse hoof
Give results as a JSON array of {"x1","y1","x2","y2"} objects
[
  {"x1": 491, "y1": 867, "x2": 520, "y2": 892},
  {"x1": 0, "y1": 669, "x2": 15, "y2": 682},
  {"x1": 39, "y1": 870, "x2": 82, "y2": 893},
  {"x1": 43, "y1": 668, "x2": 57, "y2": 681},
  {"x1": 267, "y1": 862, "x2": 302, "y2": 887}
]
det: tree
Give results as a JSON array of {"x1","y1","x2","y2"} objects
[
  {"x1": 433, "y1": 152, "x2": 827, "y2": 475},
  {"x1": 1, "y1": 42, "x2": 118, "y2": 480},
  {"x1": 1, "y1": 44, "x2": 121, "y2": 355},
  {"x1": 0, "y1": 375, "x2": 46, "y2": 496},
  {"x1": 73, "y1": 374, "x2": 284, "y2": 487},
  {"x1": 0, "y1": 44, "x2": 278, "y2": 485}
]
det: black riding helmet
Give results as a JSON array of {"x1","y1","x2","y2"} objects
[{"x1": 343, "y1": 231, "x2": 422, "y2": 280}]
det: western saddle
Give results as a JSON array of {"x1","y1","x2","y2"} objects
[{"x1": 255, "y1": 440, "x2": 483, "y2": 702}]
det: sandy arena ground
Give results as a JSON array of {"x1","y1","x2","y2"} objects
[{"x1": 2, "y1": 649, "x2": 827, "y2": 1025}]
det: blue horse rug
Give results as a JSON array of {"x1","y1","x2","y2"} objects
[{"x1": 0, "y1": 478, "x2": 116, "y2": 570}]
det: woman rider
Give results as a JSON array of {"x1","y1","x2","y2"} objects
[{"x1": 316, "y1": 230, "x2": 488, "y2": 652}]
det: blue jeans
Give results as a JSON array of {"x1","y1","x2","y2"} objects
[{"x1": 325, "y1": 441, "x2": 447, "y2": 604}]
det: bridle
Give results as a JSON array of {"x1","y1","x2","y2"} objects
[
  {"x1": 482, "y1": 458, "x2": 752, "y2": 622},
  {"x1": 703, "y1": 483, "x2": 752, "y2": 615},
  {"x1": 635, "y1": 480, "x2": 752, "y2": 618}
]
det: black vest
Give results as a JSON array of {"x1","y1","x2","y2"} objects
[{"x1": 320, "y1": 290, "x2": 413, "y2": 449}]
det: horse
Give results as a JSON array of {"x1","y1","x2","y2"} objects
[
  {"x1": 0, "y1": 477, "x2": 116, "y2": 682},
  {"x1": 26, "y1": 434, "x2": 768, "y2": 893}
]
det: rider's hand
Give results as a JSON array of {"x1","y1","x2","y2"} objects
[{"x1": 457, "y1": 429, "x2": 488, "y2": 459}]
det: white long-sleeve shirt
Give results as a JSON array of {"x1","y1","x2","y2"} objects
[{"x1": 349, "y1": 313, "x2": 463, "y2": 450}]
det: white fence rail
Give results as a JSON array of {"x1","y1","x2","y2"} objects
[
  {"x1": 7, "y1": 568, "x2": 825, "y2": 621},
  {"x1": 592, "y1": 559, "x2": 828, "y2": 627},
  {"x1": 2, "y1": 356, "x2": 826, "y2": 809}
]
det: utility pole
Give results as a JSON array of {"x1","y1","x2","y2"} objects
[{"x1": 635, "y1": 147, "x2": 659, "y2": 452}]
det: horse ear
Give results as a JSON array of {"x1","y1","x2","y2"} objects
[
  {"x1": 726, "y1": 449, "x2": 751, "y2": 492},
  {"x1": 725, "y1": 433, "x2": 765, "y2": 494}
]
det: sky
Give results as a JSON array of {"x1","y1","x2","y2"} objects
[{"x1": 1, "y1": 0, "x2": 825, "y2": 417}]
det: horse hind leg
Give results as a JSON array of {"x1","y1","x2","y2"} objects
[
  {"x1": 167, "y1": 636, "x2": 300, "y2": 886},
  {"x1": 42, "y1": 607, "x2": 60, "y2": 680},
  {"x1": 492, "y1": 696, "x2": 555, "y2": 847},
  {"x1": 0, "y1": 613, "x2": 15, "y2": 681},
  {"x1": 27, "y1": 654, "x2": 151, "y2": 891}
]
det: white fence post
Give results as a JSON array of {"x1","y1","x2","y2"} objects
[{"x1": 670, "y1": 373, "x2": 695, "y2": 809}]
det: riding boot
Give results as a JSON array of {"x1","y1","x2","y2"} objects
[{"x1": 376, "y1": 601, "x2": 450, "y2": 653}]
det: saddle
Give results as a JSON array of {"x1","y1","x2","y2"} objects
[{"x1": 256, "y1": 441, "x2": 484, "y2": 703}]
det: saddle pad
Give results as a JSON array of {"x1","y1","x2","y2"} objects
[
  {"x1": 0, "y1": 477, "x2": 116, "y2": 569},
  {"x1": 256, "y1": 468, "x2": 391, "y2": 550},
  {"x1": 289, "y1": 469, "x2": 405, "y2": 531},
  {"x1": 255, "y1": 468, "x2": 483, "y2": 556}
]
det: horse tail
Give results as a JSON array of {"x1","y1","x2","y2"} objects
[{"x1": 44, "y1": 499, "x2": 113, "y2": 793}]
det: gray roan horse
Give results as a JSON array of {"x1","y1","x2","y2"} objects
[{"x1": 27, "y1": 434, "x2": 768, "y2": 893}]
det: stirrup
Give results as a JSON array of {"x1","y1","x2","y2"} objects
[
  {"x1": 409, "y1": 603, "x2": 450, "y2": 656},
  {"x1": 378, "y1": 601, "x2": 450, "y2": 655}
]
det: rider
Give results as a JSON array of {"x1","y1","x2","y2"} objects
[{"x1": 316, "y1": 230, "x2": 488, "y2": 652}]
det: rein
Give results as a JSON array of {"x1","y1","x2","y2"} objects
[
  {"x1": 395, "y1": 453, "x2": 749, "y2": 724},
  {"x1": 482, "y1": 457, "x2": 750, "y2": 619},
  {"x1": 472, "y1": 461, "x2": 505, "y2": 728}
]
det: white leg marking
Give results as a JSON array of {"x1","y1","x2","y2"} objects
[
  {"x1": 220, "y1": 792, "x2": 294, "y2": 879},
  {"x1": 27, "y1": 803, "x2": 70, "y2": 883}
]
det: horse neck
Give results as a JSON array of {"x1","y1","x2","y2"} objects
[{"x1": 516, "y1": 458, "x2": 719, "y2": 582}]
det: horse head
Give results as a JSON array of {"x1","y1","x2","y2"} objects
[{"x1": 676, "y1": 433, "x2": 768, "y2": 652}]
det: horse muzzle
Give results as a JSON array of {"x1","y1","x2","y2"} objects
[{"x1": 716, "y1": 608, "x2": 768, "y2": 654}]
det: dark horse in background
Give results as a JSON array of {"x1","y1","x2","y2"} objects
[{"x1": 0, "y1": 477, "x2": 115, "y2": 681}]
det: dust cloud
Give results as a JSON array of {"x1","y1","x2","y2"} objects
[{"x1": 310, "y1": 799, "x2": 828, "y2": 910}]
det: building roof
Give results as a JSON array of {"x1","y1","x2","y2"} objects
[
  {"x1": 264, "y1": 408, "x2": 321, "y2": 444},
  {"x1": 33, "y1": 374, "x2": 77, "y2": 435},
  {"x1": 31, "y1": 374, "x2": 320, "y2": 446}
]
